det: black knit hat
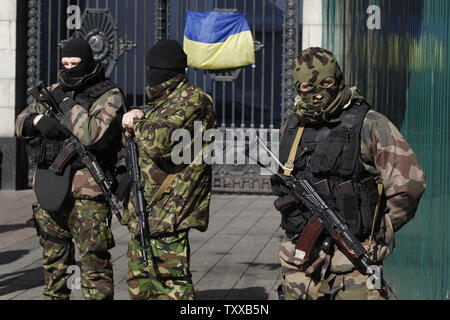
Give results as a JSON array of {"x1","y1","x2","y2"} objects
[
  {"x1": 145, "y1": 40, "x2": 187, "y2": 70},
  {"x1": 61, "y1": 38, "x2": 94, "y2": 61}
]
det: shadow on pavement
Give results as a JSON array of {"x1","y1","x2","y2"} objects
[
  {"x1": 0, "y1": 267, "x2": 44, "y2": 298},
  {"x1": 0, "y1": 224, "x2": 29, "y2": 235},
  {"x1": 0, "y1": 250, "x2": 30, "y2": 265},
  {"x1": 196, "y1": 287, "x2": 269, "y2": 300},
  {"x1": 239, "y1": 262, "x2": 280, "y2": 270}
]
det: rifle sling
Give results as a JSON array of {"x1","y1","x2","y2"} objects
[
  {"x1": 146, "y1": 173, "x2": 178, "y2": 211},
  {"x1": 50, "y1": 142, "x2": 77, "y2": 174},
  {"x1": 145, "y1": 143, "x2": 209, "y2": 211},
  {"x1": 284, "y1": 123, "x2": 305, "y2": 177}
]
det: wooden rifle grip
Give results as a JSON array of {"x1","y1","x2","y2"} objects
[
  {"x1": 295, "y1": 217, "x2": 324, "y2": 261},
  {"x1": 333, "y1": 234, "x2": 358, "y2": 260}
]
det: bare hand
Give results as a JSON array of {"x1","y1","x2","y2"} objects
[{"x1": 122, "y1": 109, "x2": 144, "y2": 131}]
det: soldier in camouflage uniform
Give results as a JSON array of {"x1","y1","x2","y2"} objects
[
  {"x1": 121, "y1": 40, "x2": 217, "y2": 300},
  {"x1": 271, "y1": 47, "x2": 427, "y2": 300},
  {"x1": 15, "y1": 38, "x2": 124, "y2": 300}
]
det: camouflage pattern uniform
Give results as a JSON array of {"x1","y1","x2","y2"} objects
[
  {"x1": 15, "y1": 68, "x2": 124, "y2": 300},
  {"x1": 274, "y1": 48, "x2": 427, "y2": 300},
  {"x1": 124, "y1": 74, "x2": 217, "y2": 300}
]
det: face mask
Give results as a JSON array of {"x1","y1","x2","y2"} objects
[
  {"x1": 292, "y1": 48, "x2": 344, "y2": 115},
  {"x1": 146, "y1": 66, "x2": 185, "y2": 88},
  {"x1": 61, "y1": 38, "x2": 96, "y2": 84},
  {"x1": 63, "y1": 60, "x2": 96, "y2": 84}
]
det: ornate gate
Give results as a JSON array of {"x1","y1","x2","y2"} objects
[{"x1": 25, "y1": 0, "x2": 302, "y2": 193}]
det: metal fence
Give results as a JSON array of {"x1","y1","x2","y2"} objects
[
  {"x1": 322, "y1": 0, "x2": 449, "y2": 300},
  {"x1": 26, "y1": 0, "x2": 303, "y2": 193}
]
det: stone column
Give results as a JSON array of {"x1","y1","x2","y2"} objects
[
  {"x1": 0, "y1": 0, "x2": 19, "y2": 190},
  {"x1": 302, "y1": 0, "x2": 323, "y2": 49},
  {"x1": 0, "y1": 0, "x2": 30, "y2": 190}
]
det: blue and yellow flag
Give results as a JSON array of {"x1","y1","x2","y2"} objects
[{"x1": 183, "y1": 11, "x2": 256, "y2": 70}]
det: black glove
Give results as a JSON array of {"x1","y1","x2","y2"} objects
[
  {"x1": 35, "y1": 116, "x2": 65, "y2": 139},
  {"x1": 51, "y1": 86, "x2": 70, "y2": 104},
  {"x1": 51, "y1": 86, "x2": 77, "y2": 113},
  {"x1": 22, "y1": 113, "x2": 40, "y2": 137},
  {"x1": 270, "y1": 174, "x2": 291, "y2": 196}
]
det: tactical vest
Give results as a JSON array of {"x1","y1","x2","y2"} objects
[
  {"x1": 279, "y1": 100, "x2": 384, "y2": 241},
  {"x1": 74, "y1": 79, "x2": 118, "y2": 112}
]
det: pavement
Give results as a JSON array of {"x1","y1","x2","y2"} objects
[{"x1": 0, "y1": 190, "x2": 283, "y2": 300}]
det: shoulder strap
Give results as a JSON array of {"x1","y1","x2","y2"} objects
[
  {"x1": 147, "y1": 173, "x2": 178, "y2": 210},
  {"x1": 75, "y1": 79, "x2": 119, "y2": 110},
  {"x1": 146, "y1": 142, "x2": 210, "y2": 210},
  {"x1": 284, "y1": 123, "x2": 305, "y2": 177},
  {"x1": 338, "y1": 100, "x2": 371, "y2": 177}
]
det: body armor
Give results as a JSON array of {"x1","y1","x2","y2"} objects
[{"x1": 277, "y1": 100, "x2": 384, "y2": 241}]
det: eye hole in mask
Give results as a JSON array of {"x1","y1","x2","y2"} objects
[{"x1": 297, "y1": 77, "x2": 336, "y2": 93}]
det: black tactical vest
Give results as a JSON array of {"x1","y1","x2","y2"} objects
[
  {"x1": 278, "y1": 100, "x2": 383, "y2": 241},
  {"x1": 74, "y1": 79, "x2": 118, "y2": 111}
]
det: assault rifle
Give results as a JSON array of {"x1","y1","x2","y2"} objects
[
  {"x1": 121, "y1": 105, "x2": 149, "y2": 266},
  {"x1": 250, "y1": 137, "x2": 379, "y2": 280},
  {"x1": 28, "y1": 82, "x2": 123, "y2": 224}
]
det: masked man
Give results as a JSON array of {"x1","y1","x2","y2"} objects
[
  {"x1": 121, "y1": 40, "x2": 217, "y2": 300},
  {"x1": 15, "y1": 38, "x2": 125, "y2": 300},
  {"x1": 271, "y1": 47, "x2": 427, "y2": 300}
]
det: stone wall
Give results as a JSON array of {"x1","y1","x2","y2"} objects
[{"x1": 0, "y1": 0, "x2": 17, "y2": 138}]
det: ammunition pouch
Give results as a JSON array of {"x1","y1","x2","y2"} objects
[{"x1": 25, "y1": 136, "x2": 68, "y2": 166}]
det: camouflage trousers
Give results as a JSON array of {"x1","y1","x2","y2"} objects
[
  {"x1": 279, "y1": 257, "x2": 392, "y2": 300},
  {"x1": 127, "y1": 230, "x2": 195, "y2": 300},
  {"x1": 34, "y1": 199, "x2": 115, "y2": 300}
]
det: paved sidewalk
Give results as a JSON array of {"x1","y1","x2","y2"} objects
[{"x1": 0, "y1": 190, "x2": 283, "y2": 300}]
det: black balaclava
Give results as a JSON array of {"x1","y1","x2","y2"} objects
[
  {"x1": 145, "y1": 40, "x2": 187, "y2": 88},
  {"x1": 61, "y1": 38, "x2": 97, "y2": 83}
]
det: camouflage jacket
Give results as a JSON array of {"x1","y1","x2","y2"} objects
[
  {"x1": 123, "y1": 74, "x2": 217, "y2": 237},
  {"x1": 15, "y1": 81, "x2": 124, "y2": 200},
  {"x1": 279, "y1": 94, "x2": 427, "y2": 274}
]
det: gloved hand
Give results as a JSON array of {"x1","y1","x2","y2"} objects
[
  {"x1": 51, "y1": 86, "x2": 70, "y2": 104},
  {"x1": 35, "y1": 116, "x2": 65, "y2": 139}
]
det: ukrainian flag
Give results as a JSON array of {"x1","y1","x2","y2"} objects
[{"x1": 183, "y1": 11, "x2": 256, "y2": 70}]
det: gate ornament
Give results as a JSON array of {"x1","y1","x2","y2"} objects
[{"x1": 60, "y1": 9, "x2": 136, "y2": 77}]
